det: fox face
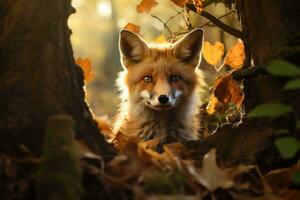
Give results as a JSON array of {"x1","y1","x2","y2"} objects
[{"x1": 118, "y1": 29, "x2": 203, "y2": 111}]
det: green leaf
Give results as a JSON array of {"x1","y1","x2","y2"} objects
[
  {"x1": 248, "y1": 103, "x2": 291, "y2": 118},
  {"x1": 292, "y1": 171, "x2": 300, "y2": 184},
  {"x1": 275, "y1": 137, "x2": 300, "y2": 159},
  {"x1": 283, "y1": 79, "x2": 300, "y2": 90},
  {"x1": 267, "y1": 60, "x2": 300, "y2": 77}
]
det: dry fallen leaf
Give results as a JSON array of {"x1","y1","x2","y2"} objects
[
  {"x1": 171, "y1": 0, "x2": 188, "y2": 7},
  {"x1": 224, "y1": 40, "x2": 245, "y2": 69},
  {"x1": 189, "y1": 149, "x2": 234, "y2": 191},
  {"x1": 202, "y1": 41, "x2": 225, "y2": 67},
  {"x1": 137, "y1": 0, "x2": 158, "y2": 13},
  {"x1": 75, "y1": 58, "x2": 94, "y2": 84},
  {"x1": 124, "y1": 23, "x2": 141, "y2": 34}
]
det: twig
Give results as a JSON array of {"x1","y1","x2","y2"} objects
[
  {"x1": 151, "y1": 14, "x2": 174, "y2": 38},
  {"x1": 166, "y1": 10, "x2": 184, "y2": 24},
  {"x1": 199, "y1": 10, "x2": 236, "y2": 28},
  {"x1": 231, "y1": 65, "x2": 268, "y2": 81},
  {"x1": 151, "y1": 11, "x2": 184, "y2": 41},
  {"x1": 186, "y1": 3, "x2": 243, "y2": 38},
  {"x1": 255, "y1": 166, "x2": 273, "y2": 194}
]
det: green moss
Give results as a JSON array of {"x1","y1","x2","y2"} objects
[{"x1": 36, "y1": 115, "x2": 82, "y2": 200}]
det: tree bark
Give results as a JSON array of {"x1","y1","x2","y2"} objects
[
  {"x1": 188, "y1": 0, "x2": 300, "y2": 170},
  {"x1": 0, "y1": 0, "x2": 115, "y2": 157}
]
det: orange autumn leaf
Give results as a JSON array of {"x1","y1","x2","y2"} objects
[
  {"x1": 207, "y1": 73, "x2": 244, "y2": 114},
  {"x1": 202, "y1": 41, "x2": 225, "y2": 67},
  {"x1": 214, "y1": 74, "x2": 244, "y2": 106},
  {"x1": 192, "y1": 0, "x2": 203, "y2": 13},
  {"x1": 137, "y1": 0, "x2": 158, "y2": 13},
  {"x1": 171, "y1": 0, "x2": 188, "y2": 7},
  {"x1": 124, "y1": 23, "x2": 141, "y2": 34},
  {"x1": 224, "y1": 40, "x2": 245, "y2": 69},
  {"x1": 75, "y1": 58, "x2": 94, "y2": 84}
]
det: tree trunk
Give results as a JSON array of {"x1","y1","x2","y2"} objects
[
  {"x1": 236, "y1": 0, "x2": 300, "y2": 110},
  {"x1": 0, "y1": 0, "x2": 115, "y2": 157},
  {"x1": 188, "y1": 0, "x2": 300, "y2": 170}
]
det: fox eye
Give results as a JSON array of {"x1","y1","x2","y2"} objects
[
  {"x1": 143, "y1": 76, "x2": 152, "y2": 83},
  {"x1": 170, "y1": 75, "x2": 181, "y2": 82}
]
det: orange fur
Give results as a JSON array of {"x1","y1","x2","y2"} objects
[{"x1": 113, "y1": 29, "x2": 207, "y2": 142}]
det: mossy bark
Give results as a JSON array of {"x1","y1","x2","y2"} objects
[
  {"x1": 0, "y1": 0, "x2": 115, "y2": 157},
  {"x1": 36, "y1": 115, "x2": 82, "y2": 200}
]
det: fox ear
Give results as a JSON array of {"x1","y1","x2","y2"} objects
[
  {"x1": 173, "y1": 29, "x2": 203, "y2": 66},
  {"x1": 119, "y1": 30, "x2": 149, "y2": 64}
]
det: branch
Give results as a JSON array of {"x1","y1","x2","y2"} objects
[
  {"x1": 231, "y1": 65, "x2": 268, "y2": 81},
  {"x1": 186, "y1": 3, "x2": 243, "y2": 39},
  {"x1": 151, "y1": 14, "x2": 173, "y2": 38},
  {"x1": 199, "y1": 10, "x2": 236, "y2": 28}
]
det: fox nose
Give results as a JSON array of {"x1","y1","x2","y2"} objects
[{"x1": 158, "y1": 95, "x2": 169, "y2": 104}]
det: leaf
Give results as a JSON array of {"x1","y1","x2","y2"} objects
[
  {"x1": 188, "y1": 149, "x2": 234, "y2": 191},
  {"x1": 214, "y1": 74, "x2": 244, "y2": 105},
  {"x1": 283, "y1": 79, "x2": 300, "y2": 90},
  {"x1": 248, "y1": 103, "x2": 291, "y2": 118},
  {"x1": 267, "y1": 60, "x2": 300, "y2": 77},
  {"x1": 206, "y1": 74, "x2": 244, "y2": 114},
  {"x1": 265, "y1": 168, "x2": 295, "y2": 194},
  {"x1": 202, "y1": 41, "x2": 224, "y2": 66},
  {"x1": 137, "y1": 0, "x2": 158, "y2": 13},
  {"x1": 170, "y1": 0, "x2": 188, "y2": 7},
  {"x1": 124, "y1": 23, "x2": 141, "y2": 34},
  {"x1": 192, "y1": 0, "x2": 204, "y2": 13},
  {"x1": 275, "y1": 137, "x2": 300, "y2": 159},
  {"x1": 224, "y1": 40, "x2": 245, "y2": 69},
  {"x1": 206, "y1": 95, "x2": 223, "y2": 114},
  {"x1": 154, "y1": 34, "x2": 167, "y2": 43},
  {"x1": 75, "y1": 58, "x2": 94, "y2": 84}
]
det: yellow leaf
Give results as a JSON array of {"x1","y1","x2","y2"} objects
[
  {"x1": 124, "y1": 23, "x2": 141, "y2": 34},
  {"x1": 224, "y1": 40, "x2": 245, "y2": 69},
  {"x1": 202, "y1": 41, "x2": 224, "y2": 66},
  {"x1": 137, "y1": 0, "x2": 158, "y2": 13},
  {"x1": 171, "y1": 0, "x2": 188, "y2": 7},
  {"x1": 75, "y1": 58, "x2": 94, "y2": 84},
  {"x1": 206, "y1": 95, "x2": 220, "y2": 115},
  {"x1": 154, "y1": 34, "x2": 167, "y2": 43}
]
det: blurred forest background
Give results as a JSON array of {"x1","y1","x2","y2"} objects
[{"x1": 69, "y1": 0, "x2": 240, "y2": 117}]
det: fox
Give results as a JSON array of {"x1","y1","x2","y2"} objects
[{"x1": 113, "y1": 28, "x2": 208, "y2": 144}]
